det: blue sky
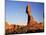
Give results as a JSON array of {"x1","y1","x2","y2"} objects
[{"x1": 5, "y1": 0, "x2": 44, "y2": 25}]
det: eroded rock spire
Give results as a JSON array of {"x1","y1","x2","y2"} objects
[{"x1": 26, "y1": 3, "x2": 33, "y2": 25}]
